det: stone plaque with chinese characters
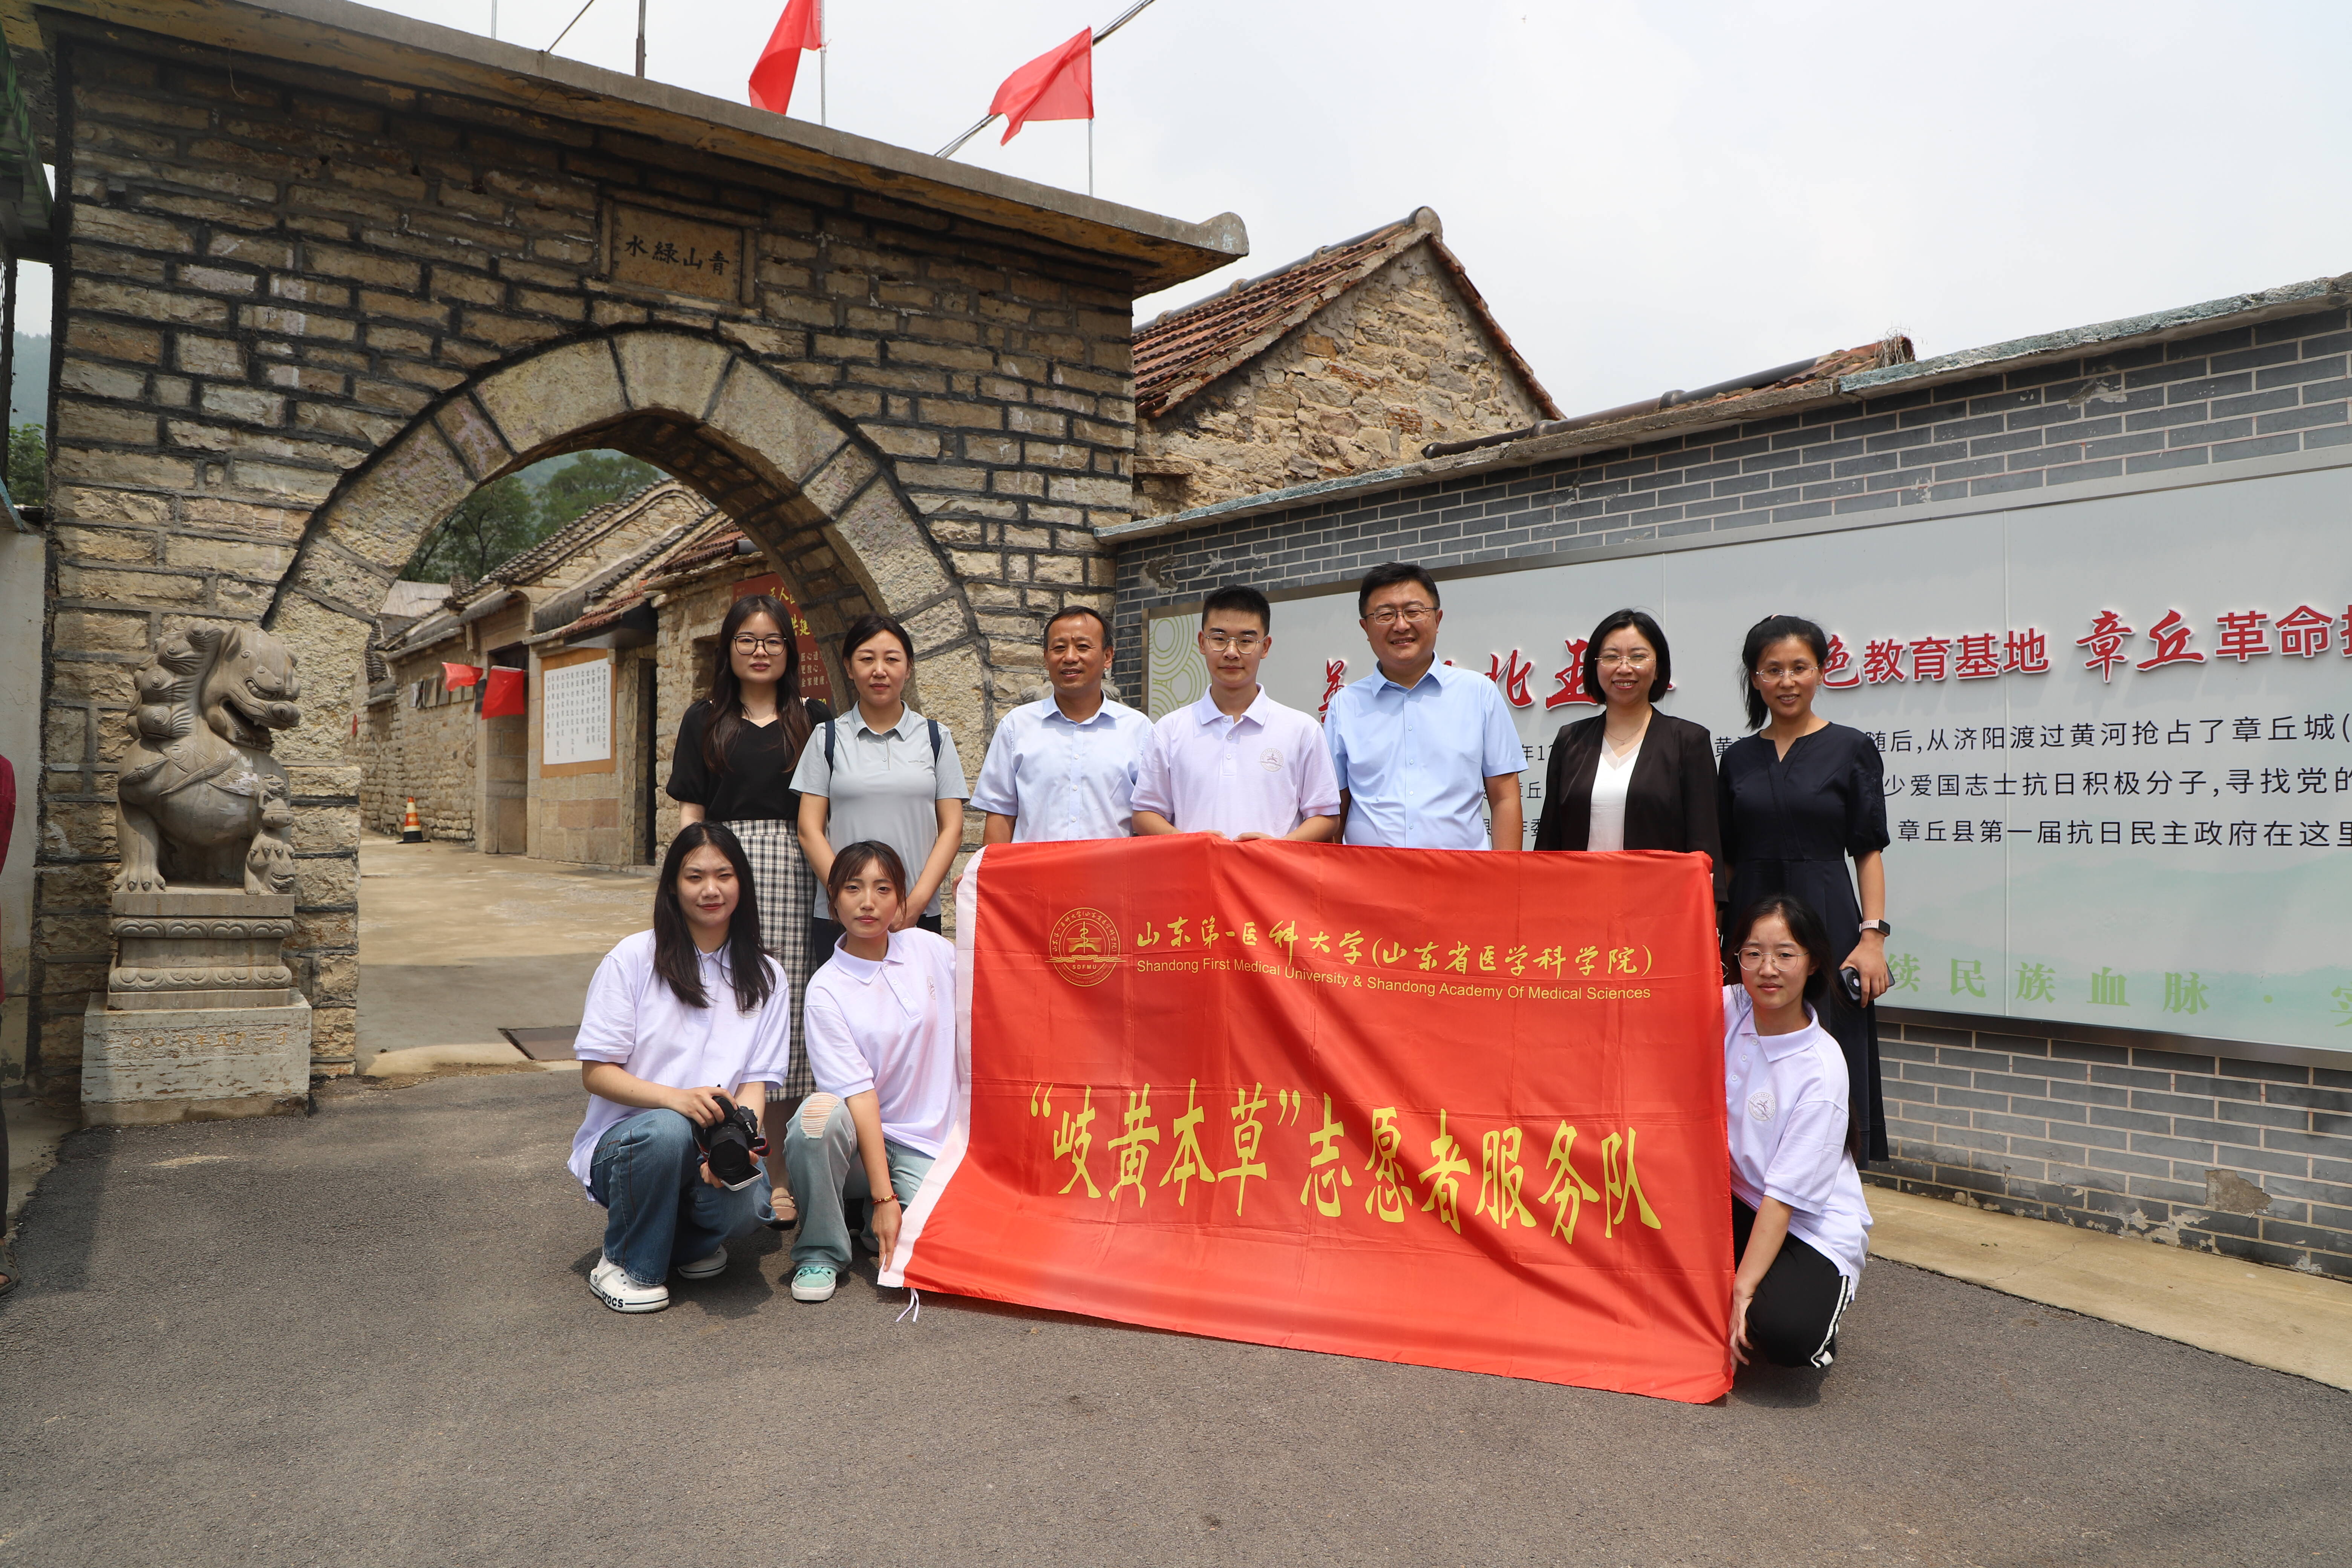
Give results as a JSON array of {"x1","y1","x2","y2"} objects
[{"x1": 607, "y1": 204, "x2": 747, "y2": 304}]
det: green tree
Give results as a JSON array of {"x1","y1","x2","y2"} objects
[
  {"x1": 534, "y1": 451, "x2": 660, "y2": 531},
  {"x1": 404, "y1": 476, "x2": 541, "y2": 585},
  {"x1": 7, "y1": 422, "x2": 45, "y2": 508}
]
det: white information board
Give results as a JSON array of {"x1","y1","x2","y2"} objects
[
  {"x1": 542, "y1": 656, "x2": 612, "y2": 767},
  {"x1": 1151, "y1": 461, "x2": 2352, "y2": 1053}
]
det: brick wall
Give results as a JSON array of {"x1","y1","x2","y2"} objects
[
  {"x1": 1875, "y1": 1011, "x2": 2352, "y2": 1279},
  {"x1": 31, "y1": 25, "x2": 1148, "y2": 1100},
  {"x1": 1110, "y1": 300, "x2": 2352, "y2": 1276},
  {"x1": 1112, "y1": 302, "x2": 2352, "y2": 692}
]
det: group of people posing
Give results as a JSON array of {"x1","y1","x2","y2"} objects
[{"x1": 568, "y1": 562, "x2": 1892, "y2": 1373}]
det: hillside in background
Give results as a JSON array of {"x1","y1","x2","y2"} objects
[{"x1": 402, "y1": 450, "x2": 664, "y2": 586}]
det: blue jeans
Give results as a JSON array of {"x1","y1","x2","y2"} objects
[
  {"x1": 781, "y1": 1095, "x2": 934, "y2": 1271},
  {"x1": 588, "y1": 1109, "x2": 763, "y2": 1287}
]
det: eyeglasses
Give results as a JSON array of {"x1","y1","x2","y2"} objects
[
  {"x1": 1202, "y1": 632, "x2": 1263, "y2": 652},
  {"x1": 1364, "y1": 604, "x2": 1434, "y2": 626},
  {"x1": 1737, "y1": 945, "x2": 1805, "y2": 970},
  {"x1": 1596, "y1": 651, "x2": 1653, "y2": 668},
  {"x1": 733, "y1": 635, "x2": 786, "y2": 654}
]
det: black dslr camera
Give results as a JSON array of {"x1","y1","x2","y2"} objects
[{"x1": 694, "y1": 1095, "x2": 769, "y2": 1190}]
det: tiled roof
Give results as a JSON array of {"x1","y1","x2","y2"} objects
[
  {"x1": 533, "y1": 513, "x2": 750, "y2": 643},
  {"x1": 486, "y1": 478, "x2": 665, "y2": 588},
  {"x1": 1132, "y1": 208, "x2": 1559, "y2": 423}
]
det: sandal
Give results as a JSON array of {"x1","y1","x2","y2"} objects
[{"x1": 761, "y1": 1194, "x2": 798, "y2": 1232}]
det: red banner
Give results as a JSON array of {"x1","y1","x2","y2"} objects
[
  {"x1": 884, "y1": 838, "x2": 1733, "y2": 1403},
  {"x1": 480, "y1": 667, "x2": 526, "y2": 717}
]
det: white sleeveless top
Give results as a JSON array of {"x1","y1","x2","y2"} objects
[{"x1": 1585, "y1": 733, "x2": 1642, "y2": 851}]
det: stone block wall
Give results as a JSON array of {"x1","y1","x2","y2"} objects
[
  {"x1": 31, "y1": 23, "x2": 1152, "y2": 1100},
  {"x1": 1874, "y1": 1011, "x2": 2352, "y2": 1279},
  {"x1": 528, "y1": 648, "x2": 650, "y2": 868},
  {"x1": 1135, "y1": 243, "x2": 1548, "y2": 516},
  {"x1": 357, "y1": 661, "x2": 476, "y2": 842}
]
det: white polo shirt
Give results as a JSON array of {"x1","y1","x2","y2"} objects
[
  {"x1": 1131, "y1": 688, "x2": 1341, "y2": 838},
  {"x1": 968, "y1": 694, "x2": 1154, "y2": 842},
  {"x1": 803, "y1": 927, "x2": 960, "y2": 1157},
  {"x1": 1721, "y1": 984, "x2": 1872, "y2": 1282},
  {"x1": 568, "y1": 929, "x2": 793, "y2": 1191}
]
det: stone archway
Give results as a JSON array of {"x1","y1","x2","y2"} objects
[{"x1": 266, "y1": 326, "x2": 988, "y2": 759}]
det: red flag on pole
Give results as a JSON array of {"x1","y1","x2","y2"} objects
[
  {"x1": 988, "y1": 28, "x2": 1093, "y2": 143},
  {"x1": 748, "y1": 0, "x2": 823, "y2": 116}
]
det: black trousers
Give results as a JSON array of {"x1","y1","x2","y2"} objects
[
  {"x1": 807, "y1": 912, "x2": 941, "y2": 968},
  {"x1": 1732, "y1": 1196, "x2": 1853, "y2": 1369}
]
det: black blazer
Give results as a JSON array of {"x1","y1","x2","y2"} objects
[{"x1": 1533, "y1": 711, "x2": 1727, "y2": 906}]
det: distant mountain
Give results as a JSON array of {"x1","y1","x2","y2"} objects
[{"x1": 11, "y1": 332, "x2": 46, "y2": 427}]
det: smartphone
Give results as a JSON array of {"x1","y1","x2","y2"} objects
[{"x1": 1839, "y1": 966, "x2": 1864, "y2": 1005}]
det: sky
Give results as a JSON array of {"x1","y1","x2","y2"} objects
[{"x1": 23, "y1": 1, "x2": 2352, "y2": 412}]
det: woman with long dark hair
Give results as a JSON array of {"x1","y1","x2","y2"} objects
[
  {"x1": 791, "y1": 612, "x2": 967, "y2": 956},
  {"x1": 568, "y1": 822, "x2": 792, "y2": 1314},
  {"x1": 1532, "y1": 609, "x2": 1726, "y2": 913},
  {"x1": 1717, "y1": 614, "x2": 1893, "y2": 1163},
  {"x1": 667, "y1": 592, "x2": 831, "y2": 1218},
  {"x1": 1721, "y1": 893, "x2": 1871, "y2": 1370},
  {"x1": 778, "y1": 840, "x2": 959, "y2": 1305}
]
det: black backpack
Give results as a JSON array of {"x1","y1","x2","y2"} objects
[{"x1": 822, "y1": 713, "x2": 943, "y2": 772}]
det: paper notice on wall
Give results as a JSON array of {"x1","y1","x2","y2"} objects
[{"x1": 543, "y1": 658, "x2": 611, "y2": 766}]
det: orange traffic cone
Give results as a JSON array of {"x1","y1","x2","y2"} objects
[{"x1": 401, "y1": 798, "x2": 424, "y2": 844}]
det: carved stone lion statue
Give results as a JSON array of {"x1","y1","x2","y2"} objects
[{"x1": 115, "y1": 622, "x2": 305, "y2": 895}]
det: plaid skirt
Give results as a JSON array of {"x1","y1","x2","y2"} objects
[{"x1": 727, "y1": 816, "x2": 817, "y2": 1101}]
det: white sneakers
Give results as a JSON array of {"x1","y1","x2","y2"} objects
[
  {"x1": 675, "y1": 1246, "x2": 728, "y2": 1280},
  {"x1": 590, "y1": 1257, "x2": 670, "y2": 1314}
]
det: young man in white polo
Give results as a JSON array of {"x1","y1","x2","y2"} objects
[{"x1": 1131, "y1": 585, "x2": 1342, "y2": 842}]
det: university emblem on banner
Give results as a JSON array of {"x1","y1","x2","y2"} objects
[{"x1": 1047, "y1": 907, "x2": 1121, "y2": 987}]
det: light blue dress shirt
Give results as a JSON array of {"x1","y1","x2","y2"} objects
[
  {"x1": 969, "y1": 695, "x2": 1154, "y2": 841},
  {"x1": 1325, "y1": 660, "x2": 1525, "y2": 849}
]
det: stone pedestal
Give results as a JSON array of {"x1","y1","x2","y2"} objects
[{"x1": 81, "y1": 889, "x2": 314, "y2": 1125}]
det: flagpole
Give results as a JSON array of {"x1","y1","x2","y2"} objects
[
  {"x1": 934, "y1": 0, "x2": 1162, "y2": 161},
  {"x1": 821, "y1": 45, "x2": 828, "y2": 126},
  {"x1": 635, "y1": 0, "x2": 646, "y2": 75}
]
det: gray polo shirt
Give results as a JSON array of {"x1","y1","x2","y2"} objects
[{"x1": 789, "y1": 704, "x2": 968, "y2": 919}]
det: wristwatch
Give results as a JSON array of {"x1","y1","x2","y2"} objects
[{"x1": 1858, "y1": 919, "x2": 1891, "y2": 937}]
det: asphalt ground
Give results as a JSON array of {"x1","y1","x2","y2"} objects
[{"x1": 3, "y1": 1070, "x2": 2347, "y2": 1568}]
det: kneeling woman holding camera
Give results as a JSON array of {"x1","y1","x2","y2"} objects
[
  {"x1": 568, "y1": 822, "x2": 793, "y2": 1314},
  {"x1": 1723, "y1": 893, "x2": 1874, "y2": 1370},
  {"x1": 781, "y1": 840, "x2": 958, "y2": 1304}
]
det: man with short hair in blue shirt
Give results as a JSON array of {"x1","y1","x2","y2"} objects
[
  {"x1": 970, "y1": 606, "x2": 1154, "y2": 842},
  {"x1": 1325, "y1": 563, "x2": 1525, "y2": 851}
]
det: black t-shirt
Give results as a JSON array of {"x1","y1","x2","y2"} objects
[{"x1": 666, "y1": 698, "x2": 830, "y2": 824}]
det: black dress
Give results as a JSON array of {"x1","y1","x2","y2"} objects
[{"x1": 1717, "y1": 721, "x2": 1891, "y2": 1162}]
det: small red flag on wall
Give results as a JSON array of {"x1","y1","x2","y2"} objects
[
  {"x1": 441, "y1": 662, "x2": 482, "y2": 689},
  {"x1": 748, "y1": 0, "x2": 823, "y2": 115},
  {"x1": 481, "y1": 668, "x2": 527, "y2": 718},
  {"x1": 989, "y1": 28, "x2": 1092, "y2": 143}
]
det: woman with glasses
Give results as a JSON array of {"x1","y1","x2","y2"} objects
[
  {"x1": 1718, "y1": 614, "x2": 1893, "y2": 1164},
  {"x1": 1721, "y1": 893, "x2": 1871, "y2": 1370},
  {"x1": 1532, "y1": 610, "x2": 1726, "y2": 913},
  {"x1": 666, "y1": 593, "x2": 832, "y2": 1220}
]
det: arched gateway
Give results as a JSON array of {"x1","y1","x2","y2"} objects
[{"x1": 17, "y1": 0, "x2": 1243, "y2": 1100}]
